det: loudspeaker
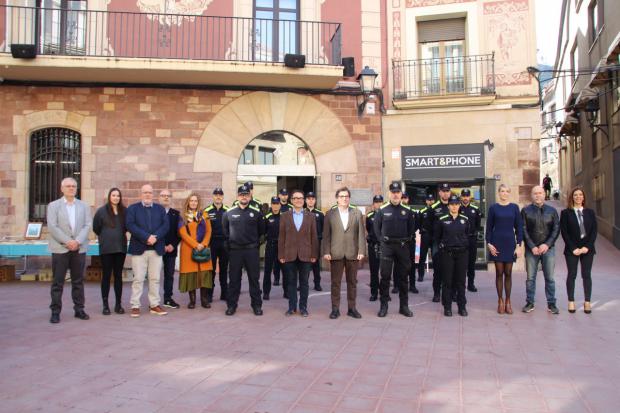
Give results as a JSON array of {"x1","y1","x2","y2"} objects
[
  {"x1": 342, "y1": 57, "x2": 355, "y2": 77},
  {"x1": 11, "y1": 44, "x2": 37, "y2": 59},
  {"x1": 284, "y1": 53, "x2": 305, "y2": 68}
]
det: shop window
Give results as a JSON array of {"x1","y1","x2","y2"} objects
[
  {"x1": 253, "y1": 0, "x2": 300, "y2": 62},
  {"x1": 29, "y1": 128, "x2": 81, "y2": 222}
]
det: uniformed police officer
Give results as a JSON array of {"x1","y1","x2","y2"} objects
[
  {"x1": 278, "y1": 188, "x2": 292, "y2": 213},
  {"x1": 222, "y1": 184, "x2": 266, "y2": 316},
  {"x1": 204, "y1": 187, "x2": 229, "y2": 303},
  {"x1": 263, "y1": 196, "x2": 282, "y2": 300},
  {"x1": 430, "y1": 183, "x2": 451, "y2": 302},
  {"x1": 391, "y1": 192, "x2": 411, "y2": 294},
  {"x1": 407, "y1": 197, "x2": 419, "y2": 295},
  {"x1": 232, "y1": 181, "x2": 261, "y2": 210},
  {"x1": 366, "y1": 194, "x2": 383, "y2": 301},
  {"x1": 305, "y1": 191, "x2": 324, "y2": 291},
  {"x1": 434, "y1": 194, "x2": 470, "y2": 317},
  {"x1": 459, "y1": 188, "x2": 482, "y2": 292},
  {"x1": 374, "y1": 182, "x2": 415, "y2": 318},
  {"x1": 416, "y1": 193, "x2": 435, "y2": 282}
]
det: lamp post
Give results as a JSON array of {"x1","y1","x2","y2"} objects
[
  {"x1": 583, "y1": 98, "x2": 609, "y2": 138},
  {"x1": 356, "y1": 66, "x2": 378, "y2": 116}
]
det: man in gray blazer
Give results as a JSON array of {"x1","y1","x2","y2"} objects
[
  {"x1": 48, "y1": 177, "x2": 92, "y2": 323},
  {"x1": 322, "y1": 187, "x2": 366, "y2": 319}
]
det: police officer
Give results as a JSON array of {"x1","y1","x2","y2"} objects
[
  {"x1": 366, "y1": 194, "x2": 383, "y2": 301},
  {"x1": 222, "y1": 184, "x2": 266, "y2": 316},
  {"x1": 263, "y1": 197, "x2": 282, "y2": 300},
  {"x1": 374, "y1": 182, "x2": 415, "y2": 318},
  {"x1": 204, "y1": 187, "x2": 229, "y2": 303},
  {"x1": 430, "y1": 183, "x2": 451, "y2": 302},
  {"x1": 233, "y1": 181, "x2": 262, "y2": 210},
  {"x1": 391, "y1": 192, "x2": 411, "y2": 294},
  {"x1": 417, "y1": 193, "x2": 435, "y2": 282},
  {"x1": 278, "y1": 188, "x2": 292, "y2": 213},
  {"x1": 459, "y1": 188, "x2": 482, "y2": 292},
  {"x1": 434, "y1": 194, "x2": 470, "y2": 317},
  {"x1": 305, "y1": 191, "x2": 324, "y2": 291}
]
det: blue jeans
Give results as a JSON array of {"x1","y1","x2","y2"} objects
[{"x1": 525, "y1": 247, "x2": 556, "y2": 305}]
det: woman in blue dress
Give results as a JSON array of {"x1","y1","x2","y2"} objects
[{"x1": 486, "y1": 184, "x2": 523, "y2": 314}]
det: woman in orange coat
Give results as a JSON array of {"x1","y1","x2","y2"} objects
[{"x1": 178, "y1": 193, "x2": 213, "y2": 309}]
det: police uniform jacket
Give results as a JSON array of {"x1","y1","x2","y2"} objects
[
  {"x1": 204, "y1": 203, "x2": 229, "y2": 243},
  {"x1": 264, "y1": 211, "x2": 281, "y2": 242},
  {"x1": 433, "y1": 213, "x2": 470, "y2": 250},
  {"x1": 307, "y1": 207, "x2": 325, "y2": 240},
  {"x1": 373, "y1": 202, "x2": 416, "y2": 243},
  {"x1": 417, "y1": 206, "x2": 433, "y2": 236},
  {"x1": 366, "y1": 209, "x2": 380, "y2": 243},
  {"x1": 222, "y1": 204, "x2": 265, "y2": 249},
  {"x1": 459, "y1": 203, "x2": 481, "y2": 238},
  {"x1": 280, "y1": 203, "x2": 293, "y2": 213}
]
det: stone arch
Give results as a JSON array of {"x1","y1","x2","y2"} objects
[{"x1": 193, "y1": 91, "x2": 358, "y2": 203}]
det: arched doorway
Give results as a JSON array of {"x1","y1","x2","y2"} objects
[{"x1": 237, "y1": 130, "x2": 317, "y2": 206}]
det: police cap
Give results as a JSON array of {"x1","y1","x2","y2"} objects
[
  {"x1": 448, "y1": 194, "x2": 460, "y2": 204},
  {"x1": 389, "y1": 182, "x2": 402, "y2": 193},
  {"x1": 244, "y1": 181, "x2": 254, "y2": 190},
  {"x1": 402, "y1": 192, "x2": 409, "y2": 199},
  {"x1": 238, "y1": 185, "x2": 251, "y2": 195},
  {"x1": 279, "y1": 188, "x2": 288, "y2": 196},
  {"x1": 372, "y1": 194, "x2": 384, "y2": 203},
  {"x1": 425, "y1": 193, "x2": 435, "y2": 201},
  {"x1": 438, "y1": 183, "x2": 451, "y2": 192},
  {"x1": 305, "y1": 191, "x2": 316, "y2": 198},
  {"x1": 461, "y1": 188, "x2": 471, "y2": 196},
  {"x1": 213, "y1": 187, "x2": 224, "y2": 195},
  {"x1": 270, "y1": 196, "x2": 280, "y2": 204}
]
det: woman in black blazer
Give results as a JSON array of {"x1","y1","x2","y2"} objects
[{"x1": 560, "y1": 187, "x2": 597, "y2": 314}]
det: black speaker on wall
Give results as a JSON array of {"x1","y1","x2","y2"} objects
[
  {"x1": 284, "y1": 53, "x2": 306, "y2": 68},
  {"x1": 11, "y1": 44, "x2": 37, "y2": 59},
  {"x1": 342, "y1": 57, "x2": 355, "y2": 77}
]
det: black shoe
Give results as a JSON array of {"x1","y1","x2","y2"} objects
[
  {"x1": 102, "y1": 303, "x2": 111, "y2": 316},
  {"x1": 458, "y1": 308, "x2": 468, "y2": 317},
  {"x1": 409, "y1": 286, "x2": 419, "y2": 294},
  {"x1": 444, "y1": 308, "x2": 453, "y2": 317},
  {"x1": 391, "y1": 287, "x2": 398, "y2": 294},
  {"x1": 399, "y1": 306, "x2": 413, "y2": 317},
  {"x1": 417, "y1": 274, "x2": 424, "y2": 282},
  {"x1": 314, "y1": 285, "x2": 323, "y2": 291},
  {"x1": 285, "y1": 309, "x2": 295, "y2": 316},
  {"x1": 225, "y1": 306, "x2": 236, "y2": 316},
  {"x1": 369, "y1": 294, "x2": 378, "y2": 302},
  {"x1": 432, "y1": 295, "x2": 441, "y2": 303},
  {"x1": 163, "y1": 299, "x2": 180, "y2": 309},
  {"x1": 74, "y1": 310, "x2": 90, "y2": 320},
  {"x1": 300, "y1": 309, "x2": 309, "y2": 317},
  {"x1": 50, "y1": 313, "x2": 60, "y2": 324},
  {"x1": 547, "y1": 304, "x2": 560, "y2": 315},
  {"x1": 114, "y1": 304, "x2": 125, "y2": 314},
  {"x1": 329, "y1": 309, "x2": 340, "y2": 319},
  {"x1": 347, "y1": 309, "x2": 362, "y2": 319},
  {"x1": 200, "y1": 288, "x2": 210, "y2": 308},
  {"x1": 253, "y1": 307, "x2": 263, "y2": 316},
  {"x1": 263, "y1": 293, "x2": 270, "y2": 300},
  {"x1": 378, "y1": 303, "x2": 388, "y2": 318},
  {"x1": 467, "y1": 284, "x2": 478, "y2": 292}
]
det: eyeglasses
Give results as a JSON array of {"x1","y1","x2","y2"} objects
[
  {"x1": 337, "y1": 195, "x2": 350, "y2": 198},
  {"x1": 291, "y1": 197, "x2": 304, "y2": 200}
]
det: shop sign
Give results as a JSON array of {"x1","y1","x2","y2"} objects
[{"x1": 401, "y1": 143, "x2": 485, "y2": 181}]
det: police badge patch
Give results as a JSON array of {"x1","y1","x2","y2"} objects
[
  {"x1": 460, "y1": 219, "x2": 465, "y2": 224},
  {"x1": 250, "y1": 212, "x2": 254, "y2": 217},
  {"x1": 401, "y1": 210, "x2": 406, "y2": 215}
]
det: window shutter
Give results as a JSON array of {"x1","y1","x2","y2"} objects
[{"x1": 417, "y1": 18, "x2": 466, "y2": 43}]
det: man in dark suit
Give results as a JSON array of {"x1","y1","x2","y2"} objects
[
  {"x1": 279, "y1": 189, "x2": 319, "y2": 317},
  {"x1": 126, "y1": 184, "x2": 170, "y2": 318},
  {"x1": 159, "y1": 190, "x2": 181, "y2": 309}
]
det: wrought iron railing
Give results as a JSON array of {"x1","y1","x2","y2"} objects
[
  {"x1": 0, "y1": 4, "x2": 341, "y2": 65},
  {"x1": 392, "y1": 53, "x2": 495, "y2": 99}
]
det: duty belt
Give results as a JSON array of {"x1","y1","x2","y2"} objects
[{"x1": 383, "y1": 237, "x2": 410, "y2": 245}]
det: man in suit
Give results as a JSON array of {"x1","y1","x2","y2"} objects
[
  {"x1": 278, "y1": 189, "x2": 318, "y2": 317},
  {"x1": 48, "y1": 177, "x2": 92, "y2": 324},
  {"x1": 126, "y1": 184, "x2": 170, "y2": 318},
  {"x1": 322, "y1": 187, "x2": 366, "y2": 319},
  {"x1": 159, "y1": 189, "x2": 181, "y2": 309}
]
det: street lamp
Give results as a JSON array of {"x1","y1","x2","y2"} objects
[
  {"x1": 356, "y1": 66, "x2": 378, "y2": 116},
  {"x1": 583, "y1": 98, "x2": 609, "y2": 138}
]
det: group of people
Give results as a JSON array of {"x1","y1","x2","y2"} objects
[{"x1": 46, "y1": 176, "x2": 597, "y2": 323}]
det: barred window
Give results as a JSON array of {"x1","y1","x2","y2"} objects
[{"x1": 29, "y1": 128, "x2": 81, "y2": 222}]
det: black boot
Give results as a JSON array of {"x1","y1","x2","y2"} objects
[
  {"x1": 114, "y1": 301, "x2": 125, "y2": 314},
  {"x1": 206, "y1": 288, "x2": 214, "y2": 304},
  {"x1": 399, "y1": 305, "x2": 413, "y2": 317},
  {"x1": 188, "y1": 291, "x2": 196, "y2": 309},
  {"x1": 102, "y1": 298, "x2": 111, "y2": 316},
  {"x1": 200, "y1": 288, "x2": 211, "y2": 308},
  {"x1": 378, "y1": 302, "x2": 388, "y2": 317}
]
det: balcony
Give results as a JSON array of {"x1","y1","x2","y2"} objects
[
  {"x1": 0, "y1": 5, "x2": 343, "y2": 89},
  {"x1": 392, "y1": 53, "x2": 496, "y2": 109}
]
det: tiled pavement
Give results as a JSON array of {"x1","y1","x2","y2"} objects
[{"x1": 1, "y1": 221, "x2": 620, "y2": 412}]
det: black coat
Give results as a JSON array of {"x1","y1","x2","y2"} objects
[
  {"x1": 560, "y1": 208, "x2": 597, "y2": 255},
  {"x1": 164, "y1": 208, "x2": 181, "y2": 257}
]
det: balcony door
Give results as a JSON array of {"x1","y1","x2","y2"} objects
[
  {"x1": 253, "y1": 0, "x2": 300, "y2": 62},
  {"x1": 40, "y1": 0, "x2": 86, "y2": 55}
]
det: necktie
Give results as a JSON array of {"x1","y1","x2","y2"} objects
[{"x1": 577, "y1": 210, "x2": 586, "y2": 238}]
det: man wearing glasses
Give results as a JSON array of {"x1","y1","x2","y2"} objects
[{"x1": 159, "y1": 190, "x2": 181, "y2": 309}]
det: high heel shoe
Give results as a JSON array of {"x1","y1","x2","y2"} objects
[
  {"x1": 584, "y1": 301, "x2": 592, "y2": 314},
  {"x1": 505, "y1": 298, "x2": 513, "y2": 314},
  {"x1": 568, "y1": 301, "x2": 576, "y2": 313},
  {"x1": 497, "y1": 298, "x2": 505, "y2": 314}
]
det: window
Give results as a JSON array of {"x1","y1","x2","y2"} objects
[
  {"x1": 241, "y1": 145, "x2": 255, "y2": 164},
  {"x1": 41, "y1": 0, "x2": 87, "y2": 55},
  {"x1": 417, "y1": 18, "x2": 466, "y2": 95},
  {"x1": 574, "y1": 135, "x2": 582, "y2": 175},
  {"x1": 258, "y1": 147, "x2": 275, "y2": 165},
  {"x1": 588, "y1": 0, "x2": 602, "y2": 44},
  {"x1": 29, "y1": 128, "x2": 81, "y2": 222},
  {"x1": 541, "y1": 146, "x2": 548, "y2": 164},
  {"x1": 570, "y1": 42, "x2": 578, "y2": 84},
  {"x1": 253, "y1": 0, "x2": 299, "y2": 62}
]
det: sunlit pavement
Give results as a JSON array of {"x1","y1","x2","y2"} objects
[{"x1": 1, "y1": 214, "x2": 619, "y2": 412}]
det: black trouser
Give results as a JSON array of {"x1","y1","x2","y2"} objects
[
  {"x1": 162, "y1": 253, "x2": 176, "y2": 302},
  {"x1": 50, "y1": 251, "x2": 86, "y2": 314},
  {"x1": 418, "y1": 233, "x2": 431, "y2": 277},
  {"x1": 466, "y1": 237, "x2": 477, "y2": 286},
  {"x1": 263, "y1": 240, "x2": 281, "y2": 296},
  {"x1": 311, "y1": 239, "x2": 322, "y2": 287},
  {"x1": 368, "y1": 242, "x2": 380, "y2": 296},
  {"x1": 565, "y1": 252, "x2": 594, "y2": 301},
  {"x1": 210, "y1": 240, "x2": 229, "y2": 300},
  {"x1": 440, "y1": 249, "x2": 467, "y2": 310},
  {"x1": 101, "y1": 252, "x2": 125, "y2": 304},
  {"x1": 228, "y1": 247, "x2": 262, "y2": 309},
  {"x1": 379, "y1": 242, "x2": 410, "y2": 306},
  {"x1": 284, "y1": 259, "x2": 311, "y2": 311},
  {"x1": 408, "y1": 244, "x2": 417, "y2": 289},
  {"x1": 432, "y1": 244, "x2": 442, "y2": 296}
]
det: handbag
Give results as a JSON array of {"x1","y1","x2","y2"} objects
[{"x1": 185, "y1": 222, "x2": 211, "y2": 263}]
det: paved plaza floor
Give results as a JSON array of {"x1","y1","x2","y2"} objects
[{"x1": 1, "y1": 226, "x2": 619, "y2": 413}]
